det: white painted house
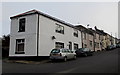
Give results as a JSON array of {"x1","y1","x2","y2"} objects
[{"x1": 9, "y1": 10, "x2": 82, "y2": 57}]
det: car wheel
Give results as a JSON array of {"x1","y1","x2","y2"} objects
[
  {"x1": 64, "y1": 57, "x2": 67, "y2": 62},
  {"x1": 90, "y1": 53, "x2": 93, "y2": 56},
  {"x1": 50, "y1": 59, "x2": 55, "y2": 62},
  {"x1": 84, "y1": 53, "x2": 87, "y2": 57}
]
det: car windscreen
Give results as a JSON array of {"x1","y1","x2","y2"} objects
[
  {"x1": 77, "y1": 48, "x2": 85, "y2": 51},
  {"x1": 51, "y1": 49, "x2": 60, "y2": 53},
  {"x1": 77, "y1": 48, "x2": 88, "y2": 51}
]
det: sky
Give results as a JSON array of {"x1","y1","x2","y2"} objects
[{"x1": 1, "y1": 1, "x2": 119, "y2": 38}]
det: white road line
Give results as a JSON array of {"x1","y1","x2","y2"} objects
[{"x1": 56, "y1": 67, "x2": 78, "y2": 73}]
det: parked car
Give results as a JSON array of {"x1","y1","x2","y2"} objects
[
  {"x1": 75, "y1": 48, "x2": 93, "y2": 57},
  {"x1": 49, "y1": 48, "x2": 76, "y2": 61},
  {"x1": 106, "y1": 45, "x2": 113, "y2": 50},
  {"x1": 106, "y1": 45, "x2": 116, "y2": 51},
  {"x1": 116, "y1": 44, "x2": 120, "y2": 48},
  {"x1": 112, "y1": 44, "x2": 117, "y2": 49}
]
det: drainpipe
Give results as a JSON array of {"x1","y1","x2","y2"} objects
[{"x1": 37, "y1": 14, "x2": 39, "y2": 56}]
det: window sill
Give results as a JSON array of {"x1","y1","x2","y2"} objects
[
  {"x1": 74, "y1": 36, "x2": 78, "y2": 37},
  {"x1": 18, "y1": 31, "x2": 25, "y2": 32},
  {"x1": 15, "y1": 52, "x2": 25, "y2": 54}
]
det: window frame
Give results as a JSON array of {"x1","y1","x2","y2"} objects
[
  {"x1": 18, "y1": 18, "x2": 26, "y2": 32},
  {"x1": 74, "y1": 43, "x2": 78, "y2": 50},
  {"x1": 69, "y1": 42, "x2": 72, "y2": 50},
  {"x1": 73, "y1": 29, "x2": 78, "y2": 37},
  {"x1": 55, "y1": 42, "x2": 64, "y2": 49},
  {"x1": 15, "y1": 39, "x2": 25, "y2": 54},
  {"x1": 89, "y1": 40, "x2": 92, "y2": 47},
  {"x1": 84, "y1": 33, "x2": 86, "y2": 40},
  {"x1": 55, "y1": 23, "x2": 64, "y2": 34}
]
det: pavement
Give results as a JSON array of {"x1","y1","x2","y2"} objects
[
  {"x1": 2, "y1": 48, "x2": 119, "y2": 74},
  {"x1": 3, "y1": 59, "x2": 50, "y2": 64},
  {"x1": 2, "y1": 50, "x2": 108, "y2": 64}
]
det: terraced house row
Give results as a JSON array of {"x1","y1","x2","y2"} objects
[{"x1": 9, "y1": 9, "x2": 119, "y2": 58}]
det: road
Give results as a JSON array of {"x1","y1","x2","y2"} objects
[{"x1": 2, "y1": 48, "x2": 119, "y2": 74}]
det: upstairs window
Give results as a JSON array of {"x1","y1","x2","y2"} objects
[
  {"x1": 99, "y1": 35, "x2": 100, "y2": 40},
  {"x1": 18, "y1": 18, "x2": 26, "y2": 32},
  {"x1": 15, "y1": 39, "x2": 25, "y2": 54},
  {"x1": 94, "y1": 34, "x2": 96, "y2": 39},
  {"x1": 73, "y1": 29, "x2": 78, "y2": 37},
  {"x1": 83, "y1": 33, "x2": 86, "y2": 40},
  {"x1": 55, "y1": 23, "x2": 64, "y2": 34}
]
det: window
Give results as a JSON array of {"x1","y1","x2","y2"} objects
[
  {"x1": 73, "y1": 29, "x2": 78, "y2": 37},
  {"x1": 55, "y1": 23, "x2": 64, "y2": 34},
  {"x1": 83, "y1": 48, "x2": 89, "y2": 51},
  {"x1": 15, "y1": 39, "x2": 25, "y2": 54},
  {"x1": 84, "y1": 33, "x2": 86, "y2": 40},
  {"x1": 95, "y1": 42, "x2": 96, "y2": 48},
  {"x1": 95, "y1": 42, "x2": 99, "y2": 48},
  {"x1": 84, "y1": 44, "x2": 87, "y2": 48},
  {"x1": 55, "y1": 42, "x2": 64, "y2": 49},
  {"x1": 82, "y1": 33, "x2": 84, "y2": 39},
  {"x1": 97, "y1": 43, "x2": 99, "y2": 48},
  {"x1": 90, "y1": 40, "x2": 92, "y2": 47},
  {"x1": 99, "y1": 35, "x2": 100, "y2": 40},
  {"x1": 94, "y1": 34, "x2": 96, "y2": 39},
  {"x1": 18, "y1": 18, "x2": 25, "y2": 32},
  {"x1": 74, "y1": 43, "x2": 78, "y2": 50},
  {"x1": 51, "y1": 49, "x2": 60, "y2": 53}
]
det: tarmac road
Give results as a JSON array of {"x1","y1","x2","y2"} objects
[{"x1": 2, "y1": 48, "x2": 119, "y2": 74}]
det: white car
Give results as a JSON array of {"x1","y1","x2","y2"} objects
[{"x1": 50, "y1": 48, "x2": 76, "y2": 61}]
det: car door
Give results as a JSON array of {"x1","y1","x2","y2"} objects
[
  {"x1": 62, "y1": 49, "x2": 67, "y2": 57},
  {"x1": 69, "y1": 49, "x2": 75, "y2": 59},
  {"x1": 88, "y1": 48, "x2": 92, "y2": 55},
  {"x1": 66, "y1": 49, "x2": 71, "y2": 59},
  {"x1": 85, "y1": 48, "x2": 89, "y2": 54}
]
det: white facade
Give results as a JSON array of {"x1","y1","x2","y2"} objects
[
  {"x1": 9, "y1": 10, "x2": 82, "y2": 57},
  {"x1": 9, "y1": 14, "x2": 38, "y2": 56}
]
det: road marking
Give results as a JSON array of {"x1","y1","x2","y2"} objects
[{"x1": 56, "y1": 67, "x2": 78, "y2": 73}]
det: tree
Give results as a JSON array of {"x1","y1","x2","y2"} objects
[{"x1": 2, "y1": 34, "x2": 10, "y2": 58}]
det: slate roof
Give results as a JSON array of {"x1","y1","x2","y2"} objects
[
  {"x1": 10, "y1": 9, "x2": 77, "y2": 29},
  {"x1": 75, "y1": 25, "x2": 94, "y2": 35}
]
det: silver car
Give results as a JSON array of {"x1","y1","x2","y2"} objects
[{"x1": 49, "y1": 48, "x2": 76, "y2": 61}]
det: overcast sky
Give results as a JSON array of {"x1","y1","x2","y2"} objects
[{"x1": 1, "y1": 2, "x2": 119, "y2": 38}]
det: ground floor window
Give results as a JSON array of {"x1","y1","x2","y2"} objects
[
  {"x1": 90, "y1": 40, "x2": 92, "y2": 47},
  {"x1": 84, "y1": 44, "x2": 87, "y2": 48},
  {"x1": 95, "y1": 42, "x2": 99, "y2": 48},
  {"x1": 97, "y1": 43, "x2": 99, "y2": 48},
  {"x1": 15, "y1": 39, "x2": 25, "y2": 54},
  {"x1": 55, "y1": 42, "x2": 64, "y2": 49},
  {"x1": 74, "y1": 43, "x2": 78, "y2": 50}
]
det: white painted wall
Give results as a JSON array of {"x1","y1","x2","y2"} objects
[
  {"x1": 9, "y1": 13, "x2": 82, "y2": 57},
  {"x1": 9, "y1": 14, "x2": 38, "y2": 56},
  {"x1": 39, "y1": 15, "x2": 82, "y2": 56}
]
